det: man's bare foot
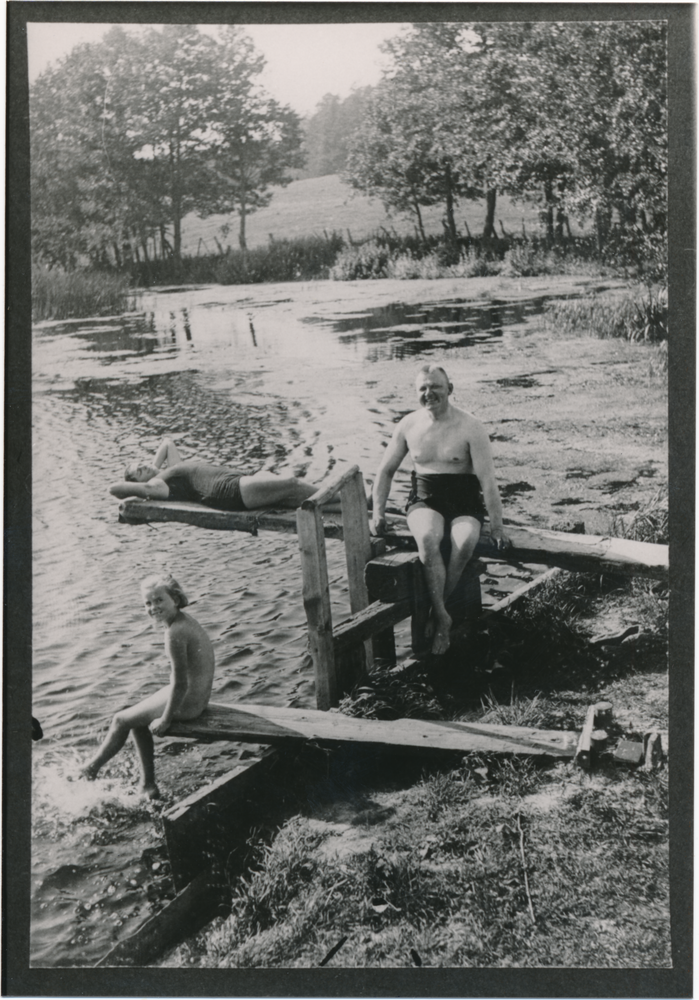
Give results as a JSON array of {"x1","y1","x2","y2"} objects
[
  {"x1": 79, "y1": 763, "x2": 99, "y2": 781},
  {"x1": 431, "y1": 613, "x2": 452, "y2": 655},
  {"x1": 139, "y1": 781, "x2": 161, "y2": 801}
]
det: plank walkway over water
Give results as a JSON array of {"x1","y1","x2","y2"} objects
[
  {"x1": 168, "y1": 701, "x2": 576, "y2": 758},
  {"x1": 119, "y1": 497, "x2": 668, "y2": 581}
]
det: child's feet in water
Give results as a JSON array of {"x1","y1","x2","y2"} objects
[
  {"x1": 139, "y1": 781, "x2": 161, "y2": 801},
  {"x1": 79, "y1": 763, "x2": 100, "y2": 781}
]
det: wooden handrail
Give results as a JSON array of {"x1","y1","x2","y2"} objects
[{"x1": 301, "y1": 464, "x2": 362, "y2": 509}]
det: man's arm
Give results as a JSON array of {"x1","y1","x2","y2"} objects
[
  {"x1": 150, "y1": 627, "x2": 189, "y2": 736},
  {"x1": 371, "y1": 423, "x2": 409, "y2": 534},
  {"x1": 469, "y1": 421, "x2": 511, "y2": 551},
  {"x1": 109, "y1": 477, "x2": 170, "y2": 500}
]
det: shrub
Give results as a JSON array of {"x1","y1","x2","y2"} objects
[
  {"x1": 130, "y1": 232, "x2": 346, "y2": 287},
  {"x1": 32, "y1": 263, "x2": 136, "y2": 321},
  {"x1": 330, "y1": 239, "x2": 395, "y2": 280},
  {"x1": 544, "y1": 288, "x2": 667, "y2": 342}
]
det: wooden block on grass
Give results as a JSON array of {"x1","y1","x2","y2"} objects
[{"x1": 614, "y1": 739, "x2": 645, "y2": 766}]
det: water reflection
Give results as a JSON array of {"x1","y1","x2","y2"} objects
[{"x1": 34, "y1": 292, "x2": 550, "y2": 373}]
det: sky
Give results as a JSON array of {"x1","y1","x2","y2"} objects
[{"x1": 26, "y1": 21, "x2": 410, "y2": 116}]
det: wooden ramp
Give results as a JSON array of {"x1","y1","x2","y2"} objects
[{"x1": 169, "y1": 702, "x2": 576, "y2": 759}]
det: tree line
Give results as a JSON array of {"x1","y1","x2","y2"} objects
[
  {"x1": 345, "y1": 22, "x2": 667, "y2": 256},
  {"x1": 31, "y1": 21, "x2": 667, "y2": 274},
  {"x1": 30, "y1": 24, "x2": 304, "y2": 269}
]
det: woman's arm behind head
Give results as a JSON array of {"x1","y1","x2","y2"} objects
[{"x1": 109, "y1": 478, "x2": 170, "y2": 500}]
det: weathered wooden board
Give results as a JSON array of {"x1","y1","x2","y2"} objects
[
  {"x1": 163, "y1": 751, "x2": 281, "y2": 891},
  {"x1": 118, "y1": 500, "x2": 666, "y2": 581},
  {"x1": 332, "y1": 598, "x2": 411, "y2": 653},
  {"x1": 168, "y1": 702, "x2": 576, "y2": 758},
  {"x1": 376, "y1": 524, "x2": 668, "y2": 582},
  {"x1": 95, "y1": 868, "x2": 227, "y2": 967},
  {"x1": 119, "y1": 498, "x2": 345, "y2": 539}
]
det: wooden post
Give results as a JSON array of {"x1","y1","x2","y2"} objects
[
  {"x1": 297, "y1": 503, "x2": 337, "y2": 710},
  {"x1": 340, "y1": 469, "x2": 375, "y2": 676}
]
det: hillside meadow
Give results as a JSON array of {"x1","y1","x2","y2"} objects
[{"x1": 180, "y1": 174, "x2": 589, "y2": 256}]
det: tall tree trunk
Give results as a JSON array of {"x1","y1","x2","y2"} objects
[
  {"x1": 238, "y1": 175, "x2": 248, "y2": 253},
  {"x1": 411, "y1": 193, "x2": 426, "y2": 243},
  {"x1": 171, "y1": 141, "x2": 182, "y2": 269},
  {"x1": 483, "y1": 188, "x2": 497, "y2": 238},
  {"x1": 544, "y1": 180, "x2": 555, "y2": 243},
  {"x1": 444, "y1": 163, "x2": 457, "y2": 243},
  {"x1": 159, "y1": 225, "x2": 170, "y2": 259}
]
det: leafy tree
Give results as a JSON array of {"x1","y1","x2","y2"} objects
[
  {"x1": 345, "y1": 25, "x2": 484, "y2": 242},
  {"x1": 30, "y1": 28, "x2": 151, "y2": 267},
  {"x1": 468, "y1": 21, "x2": 667, "y2": 244},
  {"x1": 303, "y1": 87, "x2": 373, "y2": 177},
  {"x1": 204, "y1": 27, "x2": 305, "y2": 252},
  {"x1": 30, "y1": 24, "x2": 304, "y2": 268}
]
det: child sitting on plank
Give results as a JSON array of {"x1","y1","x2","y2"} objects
[{"x1": 80, "y1": 573, "x2": 215, "y2": 800}]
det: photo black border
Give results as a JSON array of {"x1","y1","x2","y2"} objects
[{"x1": 5, "y1": 3, "x2": 694, "y2": 996}]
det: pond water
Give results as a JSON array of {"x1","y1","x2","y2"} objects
[{"x1": 31, "y1": 274, "x2": 644, "y2": 966}]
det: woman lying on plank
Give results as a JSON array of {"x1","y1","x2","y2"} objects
[{"x1": 110, "y1": 436, "x2": 341, "y2": 512}]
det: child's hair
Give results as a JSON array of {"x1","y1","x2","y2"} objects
[{"x1": 140, "y1": 573, "x2": 189, "y2": 608}]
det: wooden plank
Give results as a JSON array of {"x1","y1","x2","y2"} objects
[
  {"x1": 163, "y1": 752, "x2": 280, "y2": 891},
  {"x1": 339, "y1": 468, "x2": 374, "y2": 677},
  {"x1": 332, "y1": 598, "x2": 411, "y2": 654},
  {"x1": 95, "y1": 868, "x2": 227, "y2": 967},
  {"x1": 119, "y1": 501, "x2": 666, "y2": 581},
  {"x1": 482, "y1": 568, "x2": 561, "y2": 616},
  {"x1": 302, "y1": 464, "x2": 361, "y2": 509},
  {"x1": 119, "y1": 498, "x2": 345, "y2": 539},
  {"x1": 380, "y1": 522, "x2": 668, "y2": 581},
  {"x1": 574, "y1": 702, "x2": 612, "y2": 769},
  {"x1": 167, "y1": 702, "x2": 576, "y2": 759},
  {"x1": 296, "y1": 504, "x2": 337, "y2": 710},
  {"x1": 366, "y1": 550, "x2": 422, "y2": 604}
]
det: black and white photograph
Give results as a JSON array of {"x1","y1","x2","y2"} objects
[{"x1": 6, "y1": 2, "x2": 693, "y2": 994}]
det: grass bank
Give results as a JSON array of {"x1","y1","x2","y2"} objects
[{"x1": 163, "y1": 499, "x2": 669, "y2": 968}]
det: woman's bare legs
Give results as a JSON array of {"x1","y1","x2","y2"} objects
[{"x1": 239, "y1": 472, "x2": 342, "y2": 512}]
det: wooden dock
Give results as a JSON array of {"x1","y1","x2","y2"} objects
[
  {"x1": 103, "y1": 472, "x2": 669, "y2": 967},
  {"x1": 119, "y1": 469, "x2": 668, "y2": 711}
]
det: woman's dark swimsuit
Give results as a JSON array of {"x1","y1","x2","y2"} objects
[
  {"x1": 162, "y1": 463, "x2": 248, "y2": 511},
  {"x1": 406, "y1": 471, "x2": 486, "y2": 524}
]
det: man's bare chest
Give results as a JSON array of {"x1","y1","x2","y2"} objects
[{"x1": 406, "y1": 421, "x2": 471, "y2": 466}]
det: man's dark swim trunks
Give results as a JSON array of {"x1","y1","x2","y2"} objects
[
  {"x1": 162, "y1": 463, "x2": 249, "y2": 511},
  {"x1": 406, "y1": 471, "x2": 486, "y2": 524}
]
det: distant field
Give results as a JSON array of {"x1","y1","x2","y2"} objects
[{"x1": 180, "y1": 174, "x2": 588, "y2": 256}]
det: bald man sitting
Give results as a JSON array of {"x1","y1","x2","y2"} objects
[{"x1": 372, "y1": 364, "x2": 511, "y2": 655}]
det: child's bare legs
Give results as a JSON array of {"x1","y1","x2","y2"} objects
[{"x1": 80, "y1": 687, "x2": 169, "y2": 799}]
